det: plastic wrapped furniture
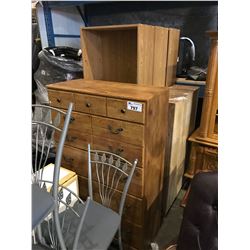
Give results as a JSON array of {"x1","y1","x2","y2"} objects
[
  {"x1": 32, "y1": 103, "x2": 73, "y2": 249},
  {"x1": 34, "y1": 46, "x2": 83, "y2": 105}
]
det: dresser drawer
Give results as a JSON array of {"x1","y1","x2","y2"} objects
[
  {"x1": 92, "y1": 136, "x2": 143, "y2": 167},
  {"x1": 120, "y1": 221, "x2": 144, "y2": 250},
  {"x1": 75, "y1": 93, "x2": 106, "y2": 116},
  {"x1": 64, "y1": 130, "x2": 91, "y2": 150},
  {"x1": 78, "y1": 176, "x2": 144, "y2": 226},
  {"x1": 48, "y1": 90, "x2": 75, "y2": 110},
  {"x1": 67, "y1": 112, "x2": 92, "y2": 133},
  {"x1": 54, "y1": 111, "x2": 92, "y2": 149},
  {"x1": 87, "y1": 159, "x2": 143, "y2": 198},
  {"x1": 61, "y1": 145, "x2": 88, "y2": 177},
  {"x1": 92, "y1": 116, "x2": 144, "y2": 147},
  {"x1": 107, "y1": 98, "x2": 145, "y2": 124}
]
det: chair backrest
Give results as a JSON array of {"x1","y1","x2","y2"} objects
[
  {"x1": 32, "y1": 103, "x2": 73, "y2": 184},
  {"x1": 35, "y1": 180, "x2": 91, "y2": 250},
  {"x1": 87, "y1": 144, "x2": 138, "y2": 216},
  {"x1": 32, "y1": 103, "x2": 73, "y2": 250}
]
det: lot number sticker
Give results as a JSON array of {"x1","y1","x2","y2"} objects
[{"x1": 127, "y1": 101, "x2": 143, "y2": 112}]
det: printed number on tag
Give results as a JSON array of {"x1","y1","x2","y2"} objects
[{"x1": 127, "y1": 101, "x2": 142, "y2": 112}]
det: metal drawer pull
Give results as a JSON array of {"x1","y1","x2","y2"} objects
[
  {"x1": 63, "y1": 116, "x2": 75, "y2": 123},
  {"x1": 56, "y1": 98, "x2": 61, "y2": 103},
  {"x1": 86, "y1": 102, "x2": 91, "y2": 108},
  {"x1": 108, "y1": 125, "x2": 123, "y2": 134},
  {"x1": 63, "y1": 156, "x2": 74, "y2": 164},
  {"x1": 66, "y1": 135, "x2": 77, "y2": 142},
  {"x1": 121, "y1": 108, "x2": 126, "y2": 114}
]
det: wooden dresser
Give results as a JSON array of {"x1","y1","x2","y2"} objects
[{"x1": 47, "y1": 79, "x2": 168, "y2": 250}]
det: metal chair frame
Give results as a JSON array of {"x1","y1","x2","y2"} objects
[
  {"x1": 87, "y1": 144, "x2": 138, "y2": 250},
  {"x1": 32, "y1": 103, "x2": 73, "y2": 250}
]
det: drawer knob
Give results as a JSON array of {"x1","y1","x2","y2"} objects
[
  {"x1": 57, "y1": 98, "x2": 61, "y2": 103},
  {"x1": 66, "y1": 135, "x2": 77, "y2": 142},
  {"x1": 121, "y1": 108, "x2": 126, "y2": 114},
  {"x1": 108, "y1": 125, "x2": 123, "y2": 134},
  {"x1": 115, "y1": 148, "x2": 124, "y2": 155},
  {"x1": 86, "y1": 102, "x2": 91, "y2": 108},
  {"x1": 63, "y1": 156, "x2": 74, "y2": 164}
]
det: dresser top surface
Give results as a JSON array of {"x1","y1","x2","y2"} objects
[{"x1": 47, "y1": 79, "x2": 168, "y2": 101}]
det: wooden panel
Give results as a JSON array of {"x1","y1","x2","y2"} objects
[
  {"x1": 165, "y1": 29, "x2": 180, "y2": 86},
  {"x1": 137, "y1": 24, "x2": 155, "y2": 85},
  {"x1": 144, "y1": 91, "x2": 169, "y2": 238},
  {"x1": 92, "y1": 136, "x2": 143, "y2": 167},
  {"x1": 78, "y1": 176, "x2": 144, "y2": 226},
  {"x1": 92, "y1": 116, "x2": 144, "y2": 147},
  {"x1": 48, "y1": 90, "x2": 75, "y2": 109},
  {"x1": 107, "y1": 98, "x2": 145, "y2": 124},
  {"x1": 101, "y1": 29, "x2": 137, "y2": 83},
  {"x1": 81, "y1": 29, "x2": 103, "y2": 80},
  {"x1": 74, "y1": 93, "x2": 107, "y2": 116},
  {"x1": 47, "y1": 79, "x2": 167, "y2": 102},
  {"x1": 152, "y1": 27, "x2": 169, "y2": 87},
  {"x1": 169, "y1": 85, "x2": 199, "y2": 135}
]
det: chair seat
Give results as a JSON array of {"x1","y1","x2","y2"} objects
[
  {"x1": 79, "y1": 199, "x2": 121, "y2": 249},
  {"x1": 52, "y1": 199, "x2": 121, "y2": 250},
  {"x1": 32, "y1": 183, "x2": 55, "y2": 229}
]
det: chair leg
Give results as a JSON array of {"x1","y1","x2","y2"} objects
[{"x1": 118, "y1": 226, "x2": 123, "y2": 250}]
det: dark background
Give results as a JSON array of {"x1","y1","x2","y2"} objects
[{"x1": 84, "y1": 1, "x2": 218, "y2": 68}]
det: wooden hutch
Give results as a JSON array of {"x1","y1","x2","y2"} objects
[{"x1": 185, "y1": 31, "x2": 218, "y2": 178}]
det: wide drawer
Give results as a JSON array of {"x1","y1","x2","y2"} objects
[
  {"x1": 107, "y1": 98, "x2": 146, "y2": 124},
  {"x1": 74, "y1": 93, "x2": 106, "y2": 116},
  {"x1": 78, "y1": 176, "x2": 144, "y2": 226},
  {"x1": 54, "y1": 111, "x2": 92, "y2": 150},
  {"x1": 92, "y1": 136, "x2": 144, "y2": 167},
  {"x1": 92, "y1": 116, "x2": 144, "y2": 147},
  {"x1": 62, "y1": 144, "x2": 143, "y2": 197},
  {"x1": 61, "y1": 145, "x2": 88, "y2": 177},
  {"x1": 48, "y1": 90, "x2": 75, "y2": 110}
]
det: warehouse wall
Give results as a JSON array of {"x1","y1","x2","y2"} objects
[{"x1": 84, "y1": 1, "x2": 218, "y2": 68}]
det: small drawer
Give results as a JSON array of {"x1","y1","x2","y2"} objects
[
  {"x1": 78, "y1": 176, "x2": 144, "y2": 226},
  {"x1": 61, "y1": 145, "x2": 88, "y2": 177},
  {"x1": 48, "y1": 90, "x2": 75, "y2": 110},
  {"x1": 92, "y1": 136, "x2": 143, "y2": 167},
  {"x1": 75, "y1": 93, "x2": 106, "y2": 116},
  {"x1": 107, "y1": 98, "x2": 145, "y2": 124},
  {"x1": 92, "y1": 116, "x2": 144, "y2": 147}
]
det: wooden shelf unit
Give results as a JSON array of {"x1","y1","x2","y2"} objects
[{"x1": 81, "y1": 24, "x2": 180, "y2": 87}]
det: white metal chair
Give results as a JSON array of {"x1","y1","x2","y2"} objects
[
  {"x1": 86, "y1": 144, "x2": 138, "y2": 250},
  {"x1": 32, "y1": 103, "x2": 75, "y2": 249}
]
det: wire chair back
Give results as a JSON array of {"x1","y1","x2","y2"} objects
[{"x1": 87, "y1": 144, "x2": 138, "y2": 216}]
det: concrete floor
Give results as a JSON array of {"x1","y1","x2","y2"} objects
[
  {"x1": 153, "y1": 189, "x2": 185, "y2": 249},
  {"x1": 109, "y1": 189, "x2": 186, "y2": 250}
]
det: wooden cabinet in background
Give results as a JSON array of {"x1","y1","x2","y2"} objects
[
  {"x1": 185, "y1": 31, "x2": 218, "y2": 178},
  {"x1": 48, "y1": 79, "x2": 169, "y2": 250}
]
